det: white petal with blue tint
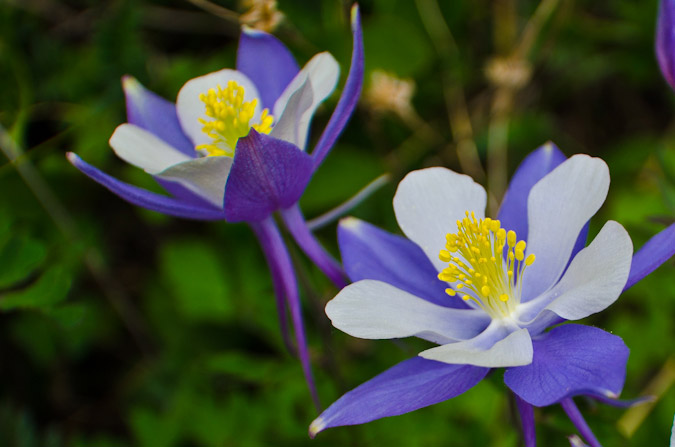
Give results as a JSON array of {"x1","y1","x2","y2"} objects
[
  {"x1": 325, "y1": 280, "x2": 490, "y2": 344},
  {"x1": 176, "y1": 69, "x2": 261, "y2": 149},
  {"x1": 521, "y1": 155, "x2": 610, "y2": 300},
  {"x1": 518, "y1": 220, "x2": 632, "y2": 328},
  {"x1": 273, "y1": 52, "x2": 339, "y2": 150},
  {"x1": 270, "y1": 77, "x2": 314, "y2": 148},
  {"x1": 109, "y1": 124, "x2": 192, "y2": 174},
  {"x1": 393, "y1": 167, "x2": 487, "y2": 273},
  {"x1": 420, "y1": 323, "x2": 533, "y2": 367},
  {"x1": 156, "y1": 156, "x2": 233, "y2": 207}
]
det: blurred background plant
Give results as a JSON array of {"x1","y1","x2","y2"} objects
[{"x1": 0, "y1": 0, "x2": 673, "y2": 446}]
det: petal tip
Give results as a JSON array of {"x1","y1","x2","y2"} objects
[
  {"x1": 121, "y1": 75, "x2": 141, "y2": 93},
  {"x1": 308, "y1": 417, "x2": 326, "y2": 438},
  {"x1": 241, "y1": 24, "x2": 265, "y2": 37},
  {"x1": 339, "y1": 216, "x2": 362, "y2": 229},
  {"x1": 65, "y1": 151, "x2": 80, "y2": 164},
  {"x1": 351, "y1": 3, "x2": 360, "y2": 26}
]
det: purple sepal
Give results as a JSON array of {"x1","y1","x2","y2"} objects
[
  {"x1": 311, "y1": 4, "x2": 364, "y2": 168},
  {"x1": 67, "y1": 153, "x2": 227, "y2": 220},
  {"x1": 498, "y1": 142, "x2": 566, "y2": 241},
  {"x1": 657, "y1": 0, "x2": 675, "y2": 90},
  {"x1": 504, "y1": 324, "x2": 628, "y2": 407},
  {"x1": 623, "y1": 222, "x2": 675, "y2": 291},
  {"x1": 122, "y1": 76, "x2": 195, "y2": 157},
  {"x1": 236, "y1": 28, "x2": 299, "y2": 110},
  {"x1": 223, "y1": 129, "x2": 313, "y2": 222},
  {"x1": 516, "y1": 394, "x2": 537, "y2": 447},
  {"x1": 337, "y1": 218, "x2": 469, "y2": 309},
  {"x1": 309, "y1": 356, "x2": 488, "y2": 437}
]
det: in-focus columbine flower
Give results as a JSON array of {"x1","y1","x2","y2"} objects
[
  {"x1": 68, "y1": 5, "x2": 364, "y2": 410},
  {"x1": 310, "y1": 144, "x2": 675, "y2": 445}
]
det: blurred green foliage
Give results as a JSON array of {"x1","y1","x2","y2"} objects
[{"x1": 0, "y1": 0, "x2": 674, "y2": 446}]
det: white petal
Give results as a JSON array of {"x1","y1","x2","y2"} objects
[
  {"x1": 156, "y1": 156, "x2": 233, "y2": 207},
  {"x1": 518, "y1": 220, "x2": 632, "y2": 330},
  {"x1": 175, "y1": 69, "x2": 261, "y2": 148},
  {"x1": 522, "y1": 155, "x2": 610, "y2": 299},
  {"x1": 419, "y1": 323, "x2": 533, "y2": 367},
  {"x1": 272, "y1": 52, "x2": 339, "y2": 150},
  {"x1": 325, "y1": 279, "x2": 490, "y2": 344},
  {"x1": 393, "y1": 167, "x2": 487, "y2": 272},
  {"x1": 109, "y1": 124, "x2": 192, "y2": 174},
  {"x1": 269, "y1": 77, "x2": 314, "y2": 148}
]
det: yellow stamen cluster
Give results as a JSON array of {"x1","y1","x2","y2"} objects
[
  {"x1": 196, "y1": 80, "x2": 274, "y2": 157},
  {"x1": 438, "y1": 211, "x2": 535, "y2": 319}
]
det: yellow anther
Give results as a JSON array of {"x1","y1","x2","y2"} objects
[
  {"x1": 515, "y1": 249, "x2": 524, "y2": 261},
  {"x1": 439, "y1": 250, "x2": 452, "y2": 262},
  {"x1": 196, "y1": 81, "x2": 274, "y2": 157},
  {"x1": 445, "y1": 288, "x2": 456, "y2": 296},
  {"x1": 437, "y1": 210, "x2": 536, "y2": 319}
]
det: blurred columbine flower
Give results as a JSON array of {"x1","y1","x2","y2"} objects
[
  {"x1": 240, "y1": 0, "x2": 284, "y2": 32},
  {"x1": 364, "y1": 70, "x2": 416, "y2": 119},
  {"x1": 310, "y1": 144, "x2": 675, "y2": 445},
  {"x1": 657, "y1": 0, "x2": 675, "y2": 89},
  {"x1": 68, "y1": 5, "x2": 363, "y2": 409}
]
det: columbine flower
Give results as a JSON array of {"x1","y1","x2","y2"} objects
[
  {"x1": 68, "y1": 5, "x2": 363, "y2": 410},
  {"x1": 310, "y1": 144, "x2": 675, "y2": 445}
]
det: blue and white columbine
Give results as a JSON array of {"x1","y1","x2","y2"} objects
[
  {"x1": 68, "y1": 6, "x2": 364, "y2": 411},
  {"x1": 310, "y1": 144, "x2": 675, "y2": 445}
]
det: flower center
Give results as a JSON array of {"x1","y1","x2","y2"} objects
[
  {"x1": 437, "y1": 211, "x2": 535, "y2": 319},
  {"x1": 196, "y1": 80, "x2": 274, "y2": 157}
]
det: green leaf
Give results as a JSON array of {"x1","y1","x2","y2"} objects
[
  {"x1": 0, "y1": 234, "x2": 47, "y2": 289},
  {"x1": 0, "y1": 266, "x2": 70, "y2": 311},
  {"x1": 159, "y1": 239, "x2": 233, "y2": 322}
]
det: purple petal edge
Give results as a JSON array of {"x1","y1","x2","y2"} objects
[
  {"x1": 67, "y1": 153, "x2": 226, "y2": 220},
  {"x1": 504, "y1": 324, "x2": 628, "y2": 407},
  {"x1": 311, "y1": 4, "x2": 364, "y2": 168},
  {"x1": 657, "y1": 0, "x2": 675, "y2": 90},
  {"x1": 309, "y1": 356, "x2": 488, "y2": 437},
  {"x1": 623, "y1": 222, "x2": 675, "y2": 291}
]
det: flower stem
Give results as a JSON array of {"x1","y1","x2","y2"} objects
[{"x1": 561, "y1": 398, "x2": 602, "y2": 447}]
